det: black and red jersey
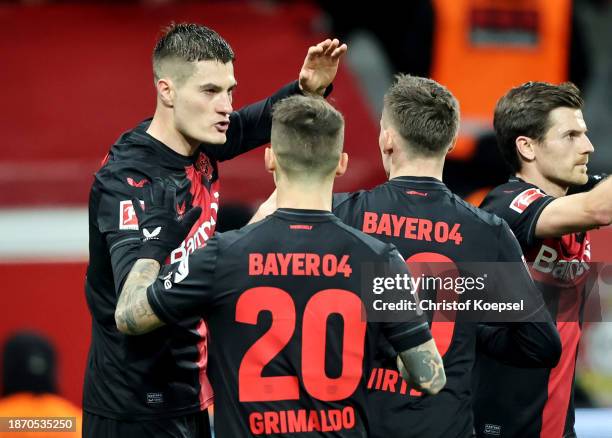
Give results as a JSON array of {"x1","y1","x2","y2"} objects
[
  {"x1": 476, "y1": 177, "x2": 597, "y2": 438},
  {"x1": 333, "y1": 176, "x2": 558, "y2": 438},
  {"x1": 83, "y1": 81, "x2": 301, "y2": 420},
  {"x1": 147, "y1": 209, "x2": 431, "y2": 437}
]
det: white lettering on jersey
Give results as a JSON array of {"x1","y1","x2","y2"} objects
[{"x1": 532, "y1": 244, "x2": 590, "y2": 281}]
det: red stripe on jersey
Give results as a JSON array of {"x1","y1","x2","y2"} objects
[
  {"x1": 540, "y1": 288, "x2": 583, "y2": 438},
  {"x1": 196, "y1": 319, "x2": 214, "y2": 408},
  {"x1": 186, "y1": 164, "x2": 220, "y2": 236}
]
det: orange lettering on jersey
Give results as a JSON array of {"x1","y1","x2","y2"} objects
[
  {"x1": 382, "y1": 369, "x2": 400, "y2": 392},
  {"x1": 248, "y1": 407, "x2": 355, "y2": 434},
  {"x1": 305, "y1": 253, "x2": 320, "y2": 276},
  {"x1": 363, "y1": 212, "x2": 378, "y2": 233},
  {"x1": 377, "y1": 213, "x2": 392, "y2": 236},
  {"x1": 248, "y1": 253, "x2": 352, "y2": 278},
  {"x1": 249, "y1": 253, "x2": 264, "y2": 275},
  {"x1": 276, "y1": 253, "x2": 292, "y2": 275},
  {"x1": 362, "y1": 211, "x2": 463, "y2": 245},
  {"x1": 264, "y1": 254, "x2": 279, "y2": 275},
  {"x1": 391, "y1": 215, "x2": 406, "y2": 237}
]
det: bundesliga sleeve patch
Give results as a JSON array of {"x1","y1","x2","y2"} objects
[
  {"x1": 119, "y1": 199, "x2": 144, "y2": 230},
  {"x1": 509, "y1": 188, "x2": 545, "y2": 213}
]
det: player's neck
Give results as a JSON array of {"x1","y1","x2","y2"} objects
[
  {"x1": 389, "y1": 157, "x2": 444, "y2": 181},
  {"x1": 147, "y1": 112, "x2": 199, "y2": 157},
  {"x1": 515, "y1": 169, "x2": 568, "y2": 198},
  {"x1": 276, "y1": 180, "x2": 333, "y2": 212}
]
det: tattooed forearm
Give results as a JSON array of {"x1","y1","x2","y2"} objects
[
  {"x1": 115, "y1": 259, "x2": 164, "y2": 335},
  {"x1": 397, "y1": 339, "x2": 446, "y2": 395}
]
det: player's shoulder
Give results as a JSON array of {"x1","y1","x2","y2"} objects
[
  {"x1": 449, "y1": 192, "x2": 505, "y2": 230},
  {"x1": 331, "y1": 216, "x2": 397, "y2": 258},
  {"x1": 333, "y1": 189, "x2": 370, "y2": 211},
  {"x1": 94, "y1": 123, "x2": 165, "y2": 190},
  {"x1": 332, "y1": 183, "x2": 396, "y2": 216},
  {"x1": 211, "y1": 218, "x2": 274, "y2": 254},
  {"x1": 480, "y1": 179, "x2": 551, "y2": 219}
]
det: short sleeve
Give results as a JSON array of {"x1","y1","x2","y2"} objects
[{"x1": 480, "y1": 184, "x2": 554, "y2": 248}]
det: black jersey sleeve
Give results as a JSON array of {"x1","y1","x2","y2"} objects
[
  {"x1": 476, "y1": 222, "x2": 561, "y2": 367},
  {"x1": 201, "y1": 81, "x2": 302, "y2": 162},
  {"x1": 378, "y1": 248, "x2": 433, "y2": 352},
  {"x1": 93, "y1": 167, "x2": 153, "y2": 294},
  {"x1": 480, "y1": 182, "x2": 554, "y2": 248},
  {"x1": 147, "y1": 236, "x2": 220, "y2": 324}
]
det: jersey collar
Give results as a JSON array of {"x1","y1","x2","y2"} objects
[
  {"x1": 273, "y1": 208, "x2": 338, "y2": 223},
  {"x1": 132, "y1": 119, "x2": 201, "y2": 169},
  {"x1": 387, "y1": 176, "x2": 449, "y2": 191}
]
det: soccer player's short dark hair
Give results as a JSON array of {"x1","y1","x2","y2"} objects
[
  {"x1": 384, "y1": 74, "x2": 459, "y2": 157},
  {"x1": 152, "y1": 23, "x2": 235, "y2": 84},
  {"x1": 271, "y1": 95, "x2": 344, "y2": 180},
  {"x1": 494, "y1": 81, "x2": 583, "y2": 172}
]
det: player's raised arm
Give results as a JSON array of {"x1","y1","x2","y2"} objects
[
  {"x1": 535, "y1": 176, "x2": 612, "y2": 238},
  {"x1": 115, "y1": 179, "x2": 201, "y2": 335},
  {"x1": 206, "y1": 38, "x2": 347, "y2": 162}
]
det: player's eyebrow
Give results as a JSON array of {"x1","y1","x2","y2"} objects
[
  {"x1": 561, "y1": 128, "x2": 586, "y2": 136},
  {"x1": 199, "y1": 81, "x2": 238, "y2": 92}
]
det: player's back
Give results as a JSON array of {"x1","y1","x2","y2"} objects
[
  {"x1": 161, "y1": 208, "x2": 430, "y2": 437},
  {"x1": 333, "y1": 176, "x2": 512, "y2": 438}
]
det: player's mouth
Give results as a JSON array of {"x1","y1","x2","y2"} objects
[{"x1": 214, "y1": 121, "x2": 230, "y2": 133}]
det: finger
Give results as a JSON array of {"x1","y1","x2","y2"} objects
[
  {"x1": 181, "y1": 206, "x2": 202, "y2": 230},
  {"x1": 323, "y1": 39, "x2": 340, "y2": 56},
  {"x1": 331, "y1": 43, "x2": 348, "y2": 59},
  {"x1": 317, "y1": 38, "x2": 332, "y2": 48},
  {"x1": 307, "y1": 44, "x2": 324, "y2": 58}
]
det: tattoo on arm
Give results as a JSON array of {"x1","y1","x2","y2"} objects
[
  {"x1": 397, "y1": 339, "x2": 446, "y2": 395},
  {"x1": 115, "y1": 259, "x2": 164, "y2": 335}
]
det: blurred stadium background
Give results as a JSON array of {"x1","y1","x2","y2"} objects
[{"x1": 0, "y1": 0, "x2": 610, "y2": 435}]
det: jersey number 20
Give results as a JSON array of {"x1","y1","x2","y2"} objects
[{"x1": 236, "y1": 287, "x2": 366, "y2": 402}]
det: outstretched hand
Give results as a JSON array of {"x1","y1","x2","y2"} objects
[{"x1": 299, "y1": 38, "x2": 347, "y2": 96}]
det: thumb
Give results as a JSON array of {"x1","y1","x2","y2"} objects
[{"x1": 181, "y1": 206, "x2": 202, "y2": 231}]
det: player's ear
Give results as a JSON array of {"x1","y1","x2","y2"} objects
[
  {"x1": 516, "y1": 136, "x2": 536, "y2": 162},
  {"x1": 446, "y1": 133, "x2": 458, "y2": 155},
  {"x1": 335, "y1": 152, "x2": 348, "y2": 177},
  {"x1": 265, "y1": 147, "x2": 277, "y2": 173},
  {"x1": 381, "y1": 128, "x2": 394, "y2": 155},
  {"x1": 156, "y1": 78, "x2": 175, "y2": 107}
]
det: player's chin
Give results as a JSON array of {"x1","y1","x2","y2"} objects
[
  {"x1": 571, "y1": 169, "x2": 589, "y2": 185},
  {"x1": 200, "y1": 131, "x2": 227, "y2": 145}
]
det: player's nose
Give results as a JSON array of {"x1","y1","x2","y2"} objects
[
  {"x1": 217, "y1": 93, "x2": 233, "y2": 115},
  {"x1": 581, "y1": 134, "x2": 595, "y2": 154}
]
